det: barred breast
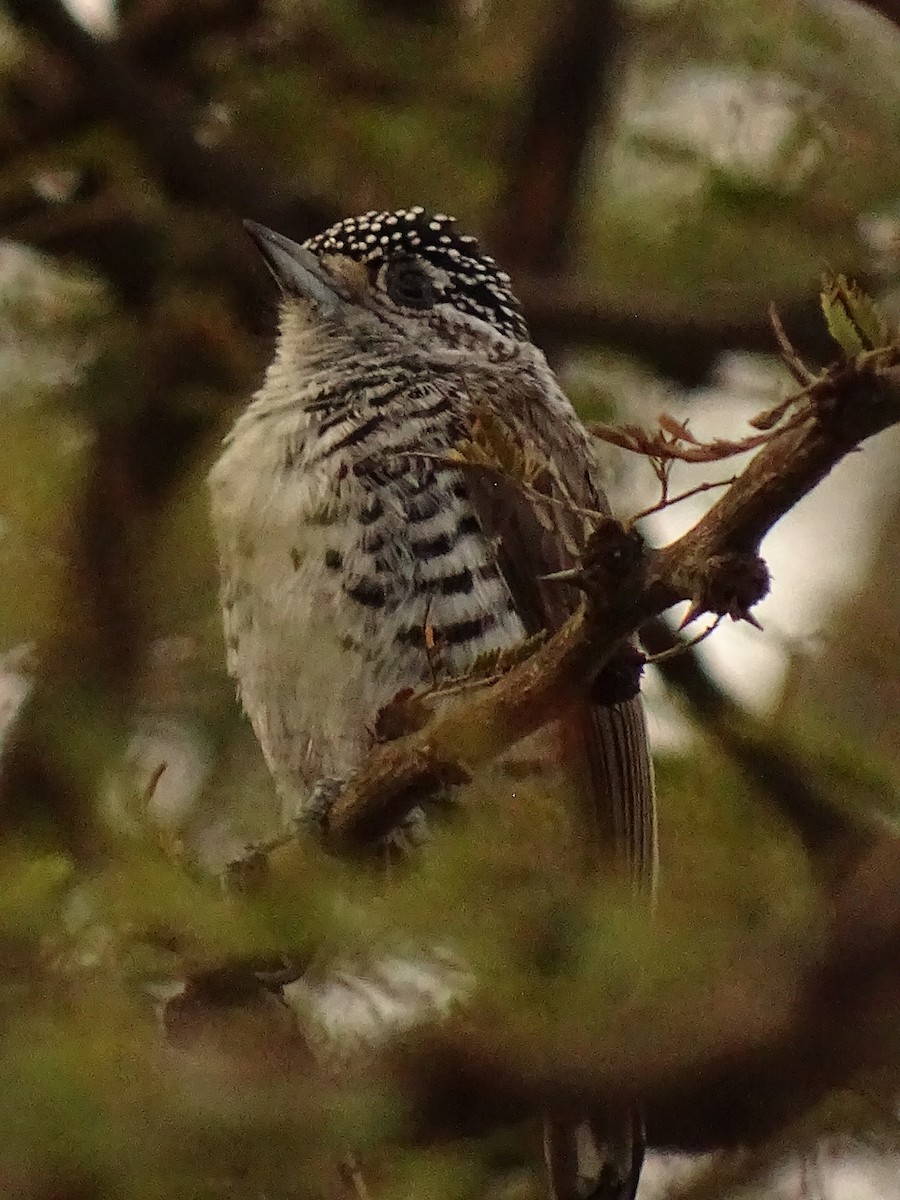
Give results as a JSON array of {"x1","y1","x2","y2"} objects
[{"x1": 208, "y1": 360, "x2": 527, "y2": 820}]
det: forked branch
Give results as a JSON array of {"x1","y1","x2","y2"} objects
[{"x1": 255, "y1": 328, "x2": 900, "y2": 860}]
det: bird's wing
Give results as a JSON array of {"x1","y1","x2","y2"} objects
[
  {"x1": 456, "y1": 375, "x2": 657, "y2": 891},
  {"x1": 456, "y1": 373, "x2": 655, "y2": 1200}
]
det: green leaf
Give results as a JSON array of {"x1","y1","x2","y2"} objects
[{"x1": 820, "y1": 271, "x2": 890, "y2": 354}]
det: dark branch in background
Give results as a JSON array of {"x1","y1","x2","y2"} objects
[
  {"x1": 390, "y1": 821, "x2": 900, "y2": 1151},
  {"x1": 0, "y1": 410, "x2": 147, "y2": 859},
  {"x1": 517, "y1": 275, "x2": 841, "y2": 386},
  {"x1": 484, "y1": 0, "x2": 840, "y2": 385},
  {"x1": 0, "y1": 0, "x2": 263, "y2": 164},
  {"x1": 0, "y1": 2, "x2": 287, "y2": 852},
  {"x1": 3, "y1": 194, "x2": 167, "y2": 310},
  {"x1": 857, "y1": 0, "x2": 900, "y2": 29},
  {"x1": 489, "y1": 0, "x2": 626, "y2": 272},
  {"x1": 4, "y1": 0, "x2": 335, "y2": 239},
  {"x1": 0, "y1": 46, "x2": 84, "y2": 160},
  {"x1": 359, "y1": 0, "x2": 455, "y2": 26},
  {"x1": 640, "y1": 618, "x2": 873, "y2": 884},
  {"x1": 119, "y1": 0, "x2": 265, "y2": 70},
  {"x1": 1, "y1": 0, "x2": 869, "y2": 384}
]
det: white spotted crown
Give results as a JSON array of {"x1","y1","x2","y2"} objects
[{"x1": 302, "y1": 207, "x2": 529, "y2": 340}]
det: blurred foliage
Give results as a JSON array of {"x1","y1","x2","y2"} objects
[{"x1": 0, "y1": 0, "x2": 899, "y2": 1197}]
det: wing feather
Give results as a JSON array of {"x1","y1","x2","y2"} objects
[
  {"x1": 456, "y1": 378, "x2": 656, "y2": 890},
  {"x1": 455, "y1": 372, "x2": 655, "y2": 1200}
]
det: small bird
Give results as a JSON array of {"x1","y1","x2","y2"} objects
[{"x1": 208, "y1": 207, "x2": 656, "y2": 1200}]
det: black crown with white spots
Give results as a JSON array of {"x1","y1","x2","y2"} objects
[{"x1": 303, "y1": 206, "x2": 529, "y2": 341}]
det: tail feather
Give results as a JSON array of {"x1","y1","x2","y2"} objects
[{"x1": 544, "y1": 1112, "x2": 644, "y2": 1200}]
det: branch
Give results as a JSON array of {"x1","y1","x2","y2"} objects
[
  {"x1": 368, "y1": 343, "x2": 900, "y2": 1143},
  {"x1": 237, "y1": 348, "x2": 900, "y2": 877},
  {"x1": 640, "y1": 617, "x2": 875, "y2": 883},
  {"x1": 208, "y1": 295, "x2": 900, "y2": 1155},
  {"x1": 489, "y1": 0, "x2": 626, "y2": 273},
  {"x1": 517, "y1": 273, "x2": 846, "y2": 386},
  {"x1": 855, "y1": 0, "x2": 900, "y2": 30},
  {"x1": 4, "y1": 0, "x2": 866, "y2": 384},
  {"x1": 119, "y1": 0, "x2": 265, "y2": 69},
  {"x1": 387, "y1": 825, "x2": 900, "y2": 1151},
  {"x1": 252, "y1": 324, "x2": 900, "y2": 1154},
  {"x1": 4, "y1": 0, "x2": 334, "y2": 237}
]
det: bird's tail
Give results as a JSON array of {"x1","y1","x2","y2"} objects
[{"x1": 543, "y1": 1110, "x2": 644, "y2": 1200}]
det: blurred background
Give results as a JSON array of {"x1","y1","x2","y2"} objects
[{"x1": 2, "y1": 0, "x2": 900, "y2": 1197}]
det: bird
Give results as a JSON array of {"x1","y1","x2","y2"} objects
[{"x1": 208, "y1": 206, "x2": 657, "y2": 1200}]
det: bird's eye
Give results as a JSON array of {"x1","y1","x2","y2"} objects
[{"x1": 383, "y1": 258, "x2": 435, "y2": 309}]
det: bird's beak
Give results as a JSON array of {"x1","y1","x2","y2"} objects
[{"x1": 243, "y1": 220, "x2": 348, "y2": 313}]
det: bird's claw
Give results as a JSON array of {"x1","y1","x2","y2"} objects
[
  {"x1": 293, "y1": 778, "x2": 430, "y2": 852},
  {"x1": 292, "y1": 776, "x2": 346, "y2": 841}
]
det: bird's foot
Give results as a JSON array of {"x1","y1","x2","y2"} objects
[
  {"x1": 292, "y1": 775, "x2": 346, "y2": 840},
  {"x1": 291, "y1": 777, "x2": 430, "y2": 853}
]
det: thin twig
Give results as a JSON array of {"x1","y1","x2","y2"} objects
[
  {"x1": 630, "y1": 477, "x2": 737, "y2": 524},
  {"x1": 392, "y1": 450, "x2": 611, "y2": 525},
  {"x1": 643, "y1": 616, "x2": 722, "y2": 663},
  {"x1": 141, "y1": 760, "x2": 167, "y2": 810},
  {"x1": 769, "y1": 302, "x2": 819, "y2": 386},
  {"x1": 591, "y1": 405, "x2": 809, "y2": 464}
]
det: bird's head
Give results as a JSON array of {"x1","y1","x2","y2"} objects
[{"x1": 245, "y1": 207, "x2": 530, "y2": 364}]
